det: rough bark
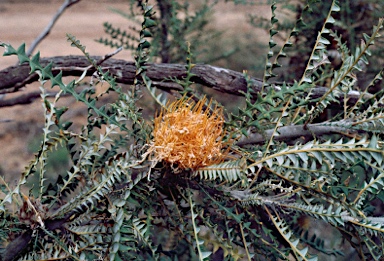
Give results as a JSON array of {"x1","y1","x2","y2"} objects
[
  {"x1": 0, "y1": 56, "x2": 254, "y2": 95},
  {"x1": 237, "y1": 121, "x2": 355, "y2": 146},
  {"x1": 0, "y1": 55, "x2": 371, "y2": 107}
]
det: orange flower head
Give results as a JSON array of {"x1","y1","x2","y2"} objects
[{"x1": 150, "y1": 96, "x2": 227, "y2": 171}]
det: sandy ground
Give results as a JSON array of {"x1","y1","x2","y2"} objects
[
  {"x1": 0, "y1": 0, "x2": 270, "y2": 179},
  {"x1": 0, "y1": 1, "x2": 131, "y2": 69}
]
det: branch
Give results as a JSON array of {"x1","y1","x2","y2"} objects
[
  {"x1": 0, "y1": 91, "x2": 59, "y2": 108},
  {"x1": 237, "y1": 121, "x2": 356, "y2": 146},
  {"x1": 0, "y1": 56, "x2": 372, "y2": 107},
  {"x1": 26, "y1": 0, "x2": 82, "y2": 57},
  {"x1": 1, "y1": 210, "x2": 78, "y2": 261},
  {"x1": 2, "y1": 229, "x2": 33, "y2": 261},
  {"x1": 0, "y1": 56, "x2": 255, "y2": 94}
]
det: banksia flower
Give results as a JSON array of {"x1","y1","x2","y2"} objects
[{"x1": 148, "y1": 96, "x2": 228, "y2": 171}]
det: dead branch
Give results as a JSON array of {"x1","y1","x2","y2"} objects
[
  {"x1": 236, "y1": 121, "x2": 355, "y2": 146},
  {"x1": 0, "y1": 55, "x2": 373, "y2": 108},
  {"x1": 0, "y1": 91, "x2": 59, "y2": 108},
  {"x1": 26, "y1": 0, "x2": 82, "y2": 57}
]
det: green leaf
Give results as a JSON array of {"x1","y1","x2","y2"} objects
[
  {"x1": 2, "y1": 43, "x2": 18, "y2": 56},
  {"x1": 143, "y1": 18, "x2": 157, "y2": 28},
  {"x1": 140, "y1": 39, "x2": 151, "y2": 49},
  {"x1": 331, "y1": 2, "x2": 341, "y2": 12},
  {"x1": 201, "y1": 251, "x2": 212, "y2": 259},
  {"x1": 30, "y1": 51, "x2": 41, "y2": 73},
  {"x1": 325, "y1": 16, "x2": 335, "y2": 24},
  {"x1": 16, "y1": 43, "x2": 29, "y2": 64}
]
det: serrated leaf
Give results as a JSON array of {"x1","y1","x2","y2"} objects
[
  {"x1": 30, "y1": 52, "x2": 41, "y2": 73},
  {"x1": 368, "y1": 135, "x2": 378, "y2": 149},
  {"x1": 201, "y1": 251, "x2": 212, "y2": 259},
  {"x1": 326, "y1": 16, "x2": 335, "y2": 24},
  {"x1": 331, "y1": 2, "x2": 340, "y2": 12},
  {"x1": 143, "y1": 18, "x2": 157, "y2": 28},
  {"x1": 298, "y1": 246, "x2": 309, "y2": 256},
  {"x1": 2, "y1": 43, "x2": 18, "y2": 56},
  {"x1": 319, "y1": 37, "x2": 330, "y2": 45}
]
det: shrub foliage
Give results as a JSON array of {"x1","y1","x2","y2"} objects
[{"x1": 0, "y1": 0, "x2": 384, "y2": 260}]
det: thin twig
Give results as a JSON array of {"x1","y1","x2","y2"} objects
[
  {"x1": 236, "y1": 206, "x2": 252, "y2": 261},
  {"x1": 26, "y1": 0, "x2": 82, "y2": 57},
  {"x1": 96, "y1": 47, "x2": 123, "y2": 66},
  {"x1": 75, "y1": 47, "x2": 124, "y2": 84}
]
